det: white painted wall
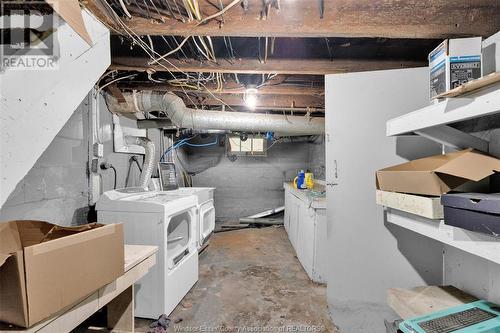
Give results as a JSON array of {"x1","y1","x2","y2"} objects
[
  {"x1": 0, "y1": 10, "x2": 110, "y2": 208},
  {"x1": 0, "y1": 97, "x2": 91, "y2": 225},
  {"x1": 0, "y1": 93, "x2": 156, "y2": 225},
  {"x1": 325, "y1": 68, "x2": 444, "y2": 332},
  {"x1": 444, "y1": 246, "x2": 500, "y2": 303}
]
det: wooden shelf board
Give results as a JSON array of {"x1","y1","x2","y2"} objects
[
  {"x1": 387, "y1": 286, "x2": 477, "y2": 320},
  {"x1": 435, "y1": 72, "x2": 500, "y2": 99}
]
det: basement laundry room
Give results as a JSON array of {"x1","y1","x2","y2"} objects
[{"x1": 1, "y1": 2, "x2": 500, "y2": 333}]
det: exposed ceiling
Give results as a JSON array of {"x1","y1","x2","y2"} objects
[{"x1": 85, "y1": 0, "x2": 500, "y2": 117}]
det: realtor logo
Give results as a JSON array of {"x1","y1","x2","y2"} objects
[{"x1": 1, "y1": 0, "x2": 59, "y2": 70}]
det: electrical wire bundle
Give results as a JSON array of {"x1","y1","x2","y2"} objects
[
  {"x1": 93, "y1": 0, "x2": 238, "y2": 112},
  {"x1": 160, "y1": 135, "x2": 219, "y2": 162},
  {"x1": 94, "y1": 0, "x2": 319, "y2": 116},
  {"x1": 108, "y1": 0, "x2": 240, "y2": 25}
]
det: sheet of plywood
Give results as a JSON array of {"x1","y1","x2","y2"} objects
[
  {"x1": 124, "y1": 245, "x2": 157, "y2": 271},
  {"x1": 376, "y1": 190, "x2": 443, "y2": 219},
  {"x1": 387, "y1": 286, "x2": 477, "y2": 319},
  {"x1": 107, "y1": 286, "x2": 134, "y2": 332}
]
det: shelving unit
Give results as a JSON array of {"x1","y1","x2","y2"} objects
[
  {"x1": 382, "y1": 73, "x2": 500, "y2": 265},
  {"x1": 387, "y1": 75, "x2": 500, "y2": 137},
  {"x1": 386, "y1": 74, "x2": 500, "y2": 152},
  {"x1": 386, "y1": 208, "x2": 500, "y2": 265},
  {"x1": 380, "y1": 72, "x2": 500, "y2": 321}
]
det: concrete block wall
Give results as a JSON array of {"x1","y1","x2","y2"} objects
[
  {"x1": 184, "y1": 140, "x2": 312, "y2": 222},
  {"x1": 0, "y1": 10, "x2": 110, "y2": 208},
  {"x1": 308, "y1": 136, "x2": 325, "y2": 180},
  {"x1": 0, "y1": 93, "x2": 151, "y2": 225},
  {"x1": 0, "y1": 98, "x2": 90, "y2": 225}
]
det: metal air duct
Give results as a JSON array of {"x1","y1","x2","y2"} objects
[{"x1": 107, "y1": 91, "x2": 324, "y2": 136}]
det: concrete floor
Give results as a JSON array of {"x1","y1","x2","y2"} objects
[{"x1": 136, "y1": 226, "x2": 336, "y2": 333}]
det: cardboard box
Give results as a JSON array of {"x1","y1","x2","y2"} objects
[
  {"x1": 376, "y1": 149, "x2": 500, "y2": 196},
  {"x1": 483, "y1": 31, "x2": 500, "y2": 76},
  {"x1": 442, "y1": 193, "x2": 500, "y2": 236},
  {"x1": 429, "y1": 37, "x2": 482, "y2": 99},
  {"x1": 0, "y1": 221, "x2": 124, "y2": 327},
  {"x1": 376, "y1": 190, "x2": 443, "y2": 219}
]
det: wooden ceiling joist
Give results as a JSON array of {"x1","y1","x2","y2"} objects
[
  {"x1": 111, "y1": 57, "x2": 425, "y2": 75},
  {"x1": 117, "y1": 82, "x2": 324, "y2": 96},
  {"x1": 181, "y1": 94, "x2": 324, "y2": 109},
  {"x1": 86, "y1": 0, "x2": 499, "y2": 38}
]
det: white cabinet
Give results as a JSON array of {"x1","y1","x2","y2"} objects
[
  {"x1": 297, "y1": 205, "x2": 314, "y2": 275},
  {"x1": 285, "y1": 190, "x2": 301, "y2": 249},
  {"x1": 283, "y1": 183, "x2": 327, "y2": 283}
]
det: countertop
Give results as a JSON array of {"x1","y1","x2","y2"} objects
[{"x1": 284, "y1": 181, "x2": 326, "y2": 210}]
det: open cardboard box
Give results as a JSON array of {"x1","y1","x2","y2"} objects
[
  {"x1": 0, "y1": 220, "x2": 124, "y2": 328},
  {"x1": 376, "y1": 149, "x2": 500, "y2": 196}
]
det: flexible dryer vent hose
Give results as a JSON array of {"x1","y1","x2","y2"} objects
[
  {"x1": 126, "y1": 136, "x2": 155, "y2": 190},
  {"x1": 107, "y1": 91, "x2": 325, "y2": 136}
]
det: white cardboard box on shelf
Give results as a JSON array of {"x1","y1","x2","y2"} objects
[
  {"x1": 376, "y1": 190, "x2": 443, "y2": 219},
  {"x1": 429, "y1": 37, "x2": 482, "y2": 99},
  {"x1": 483, "y1": 31, "x2": 500, "y2": 76}
]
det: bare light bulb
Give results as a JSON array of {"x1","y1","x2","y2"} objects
[{"x1": 244, "y1": 87, "x2": 258, "y2": 110}]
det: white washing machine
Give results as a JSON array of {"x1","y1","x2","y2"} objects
[
  {"x1": 168, "y1": 187, "x2": 215, "y2": 250},
  {"x1": 96, "y1": 189, "x2": 198, "y2": 318}
]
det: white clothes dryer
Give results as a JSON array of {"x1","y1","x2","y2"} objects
[{"x1": 96, "y1": 189, "x2": 198, "y2": 318}]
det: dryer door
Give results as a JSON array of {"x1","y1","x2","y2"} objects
[
  {"x1": 166, "y1": 209, "x2": 193, "y2": 269},
  {"x1": 199, "y1": 200, "x2": 215, "y2": 245}
]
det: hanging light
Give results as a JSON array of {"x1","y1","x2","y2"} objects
[{"x1": 244, "y1": 87, "x2": 258, "y2": 110}]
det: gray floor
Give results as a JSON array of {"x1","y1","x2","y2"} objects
[{"x1": 136, "y1": 226, "x2": 336, "y2": 333}]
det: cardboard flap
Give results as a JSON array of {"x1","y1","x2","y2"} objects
[
  {"x1": 378, "y1": 150, "x2": 470, "y2": 172},
  {"x1": 41, "y1": 222, "x2": 102, "y2": 242},
  {"x1": 375, "y1": 149, "x2": 493, "y2": 196},
  {"x1": 0, "y1": 250, "x2": 29, "y2": 328},
  {"x1": 14, "y1": 220, "x2": 56, "y2": 247},
  {"x1": 45, "y1": 0, "x2": 92, "y2": 46},
  {"x1": 436, "y1": 150, "x2": 500, "y2": 182},
  {"x1": 0, "y1": 221, "x2": 22, "y2": 256},
  {"x1": 0, "y1": 253, "x2": 12, "y2": 267},
  {"x1": 376, "y1": 170, "x2": 449, "y2": 196}
]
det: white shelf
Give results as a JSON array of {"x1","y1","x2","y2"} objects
[
  {"x1": 386, "y1": 81, "x2": 500, "y2": 136},
  {"x1": 386, "y1": 208, "x2": 500, "y2": 265}
]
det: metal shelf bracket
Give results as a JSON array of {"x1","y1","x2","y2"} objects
[{"x1": 415, "y1": 125, "x2": 489, "y2": 152}]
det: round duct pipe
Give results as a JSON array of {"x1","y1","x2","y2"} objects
[{"x1": 106, "y1": 91, "x2": 325, "y2": 136}]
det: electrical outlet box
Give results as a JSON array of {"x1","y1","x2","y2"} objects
[
  {"x1": 89, "y1": 173, "x2": 101, "y2": 205},
  {"x1": 91, "y1": 158, "x2": 100, "y2": 173},
  {"x1": 93, "y1": 143, "x2": 104, "y2": 157}
]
